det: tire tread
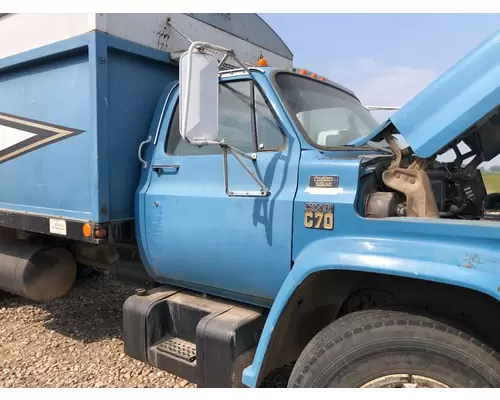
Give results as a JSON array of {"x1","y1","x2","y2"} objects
[{"x1": 288, "y1": 309, "x2": 500, "y2": 388}]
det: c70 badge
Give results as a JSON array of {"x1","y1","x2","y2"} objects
[{"x1": 304, "y1": 203, "x2": 334, "y2": 230}]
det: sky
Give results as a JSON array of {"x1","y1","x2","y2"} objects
[{"x1": 260, "y1": 14, "x2": 500, "y2": 166}]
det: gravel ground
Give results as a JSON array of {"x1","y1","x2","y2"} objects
[{"x1": 0, "y1": 273, "x2": 196, "y2": 388}]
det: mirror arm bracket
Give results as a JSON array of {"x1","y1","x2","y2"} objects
[
  {"x1": 219, "y1": 143, "x2": 269, "y2": 197},
  {"x1": 167, "y1": 18, "x2": 250, "y2": 73}
]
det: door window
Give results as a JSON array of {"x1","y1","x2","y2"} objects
[{"x1": 166, "y1": 80, "x2": 285, "y2": 156}]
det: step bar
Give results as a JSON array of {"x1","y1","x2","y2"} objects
[{"x1": 123, "y1": 285, "x2": 266, "y2": 387}]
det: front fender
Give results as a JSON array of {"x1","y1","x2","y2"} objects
[{"x1": 241, "y1": 236, "x2": 500, "y2": 387}]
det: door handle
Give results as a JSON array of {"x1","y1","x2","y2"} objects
[{"x1": 152, "y1": 164, "x2": 180, "y2": 173}]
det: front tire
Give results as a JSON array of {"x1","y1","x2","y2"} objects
[{"x1": 287, "y1": 309, "x2": 500, "y2": 388}]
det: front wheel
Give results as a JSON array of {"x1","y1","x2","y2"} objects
[{"x1": 287, "y1": 309, "x2": 500, "y2": 388}]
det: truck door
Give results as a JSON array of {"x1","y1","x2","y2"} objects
[{"x1": 141, "y1": 78, "x2": 300, "y2": 304}]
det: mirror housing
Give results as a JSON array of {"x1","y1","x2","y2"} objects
[
  {"x1": 179, "y1": 50, "x2": 219, "y2": 144},
  {"x1": 174, "y1": 40, "x2": 269, "y2": 197}
]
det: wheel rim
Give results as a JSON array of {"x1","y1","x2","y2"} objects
[{"x1": 360, "y1": 374, "x2": 450, "y2": 388}]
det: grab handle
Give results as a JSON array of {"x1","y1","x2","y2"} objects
[{"x1": 138, "y1": 136, "x2": 152, "y2": 169}]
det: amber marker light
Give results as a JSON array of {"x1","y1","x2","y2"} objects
[
  {"x1": 255, "y1": 56, "x2": 269, "y2": 67},
  {"x1": 83, "y1": 223, "x2": 92, "y2": 238}
]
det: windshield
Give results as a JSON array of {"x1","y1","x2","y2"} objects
[{"x1": 274, "y1": 73, "x2": 388, "y2": 150}]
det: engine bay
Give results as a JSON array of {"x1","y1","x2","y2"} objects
[{"x1": 363, "y1": 132, "x2": 500, "y2": 222}]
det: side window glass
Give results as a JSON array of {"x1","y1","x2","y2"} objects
[
  {"x1": 166, "y1": 81, "x2": 285, "y2": 155},
  {"x1": 255, "y1": 88, "x2": 285, "y2": 150},
  {"x1": 165, "y1": 104, "x2": 216, "y2": 156},
  {"x1": 218, "y1": 81, "x2": 255, "y2": 153}
]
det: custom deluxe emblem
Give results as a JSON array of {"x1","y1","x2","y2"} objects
[
  {"x1": 304, "y1": 202, "x2": 334, "y2": 230},
  {"x1": 305, "y1": 175, "x2": 344, "y2": 195},
  {"x1": 308, "y1": 175, "x2": 339, "y2": 188},
  {"x1": 0, "y1": 112, "x2": 84, "y2": 164}
]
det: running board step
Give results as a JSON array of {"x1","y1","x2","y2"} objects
[
  {"x1": 156, "y1": 336, "x2": 197, "y2": 363},
  {"x1": 123, "y1": 285, "x2": 267, "y2": 387}
]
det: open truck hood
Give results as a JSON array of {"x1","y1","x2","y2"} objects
[{"x1": 358, "y1": 29, "x2": 500, "y2": 161}]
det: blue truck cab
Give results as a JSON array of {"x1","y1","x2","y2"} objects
[{"x1": 2, "y1": 13, "x2": 500, "y2": 388}]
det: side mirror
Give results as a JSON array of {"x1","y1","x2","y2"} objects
[{"x1": 179, "y1": 50, "x2": 219, "y2": 144}]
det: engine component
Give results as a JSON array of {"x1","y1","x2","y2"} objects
[
  {"x1": 483, "y1": 193, "x2": 500, "y2": 210},
  {"x1": 0, "y1": 242, "x2": 77, "y2": 301},
  {"x1": 424, "y1": 162, "x2": 488, "y2": 219},
  {"x1": 395, "y1": 203, "x2": 407, "y2": 217},
  {"x1": 482, "y1": 193, "x2": 500, "y2": 221},
  {"x1": 483, "y1": 210, "x2": 500, "y2": 221},
  {"x1": 365, "y1": 192, "x2": 400, "y2": 218},
  {"x1": 381, "y1": 136, "x2": 439, "y2": 219},
  {"x1": 383, "y1": 167, "x2": 440, "y2": 218},
  {"x1": 429, "y1": 178, "x2": 446, "y2": 212}
]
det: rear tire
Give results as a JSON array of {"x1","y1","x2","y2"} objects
[{"x1": 287, "y1": 309, "x2": 500, "y2": 388}]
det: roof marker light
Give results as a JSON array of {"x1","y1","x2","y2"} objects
[{"x1": 256, "y1": 56, "x2": 269, "y2": 67}]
